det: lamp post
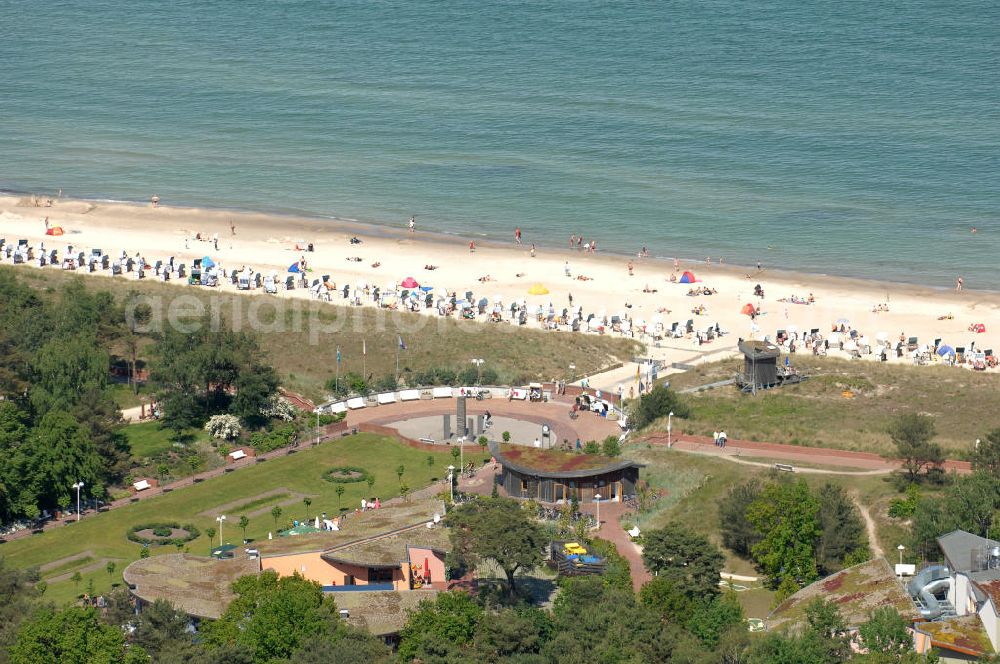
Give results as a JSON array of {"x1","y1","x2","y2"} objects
[
  {"x1": 897, "y1": 544, "x2": 905, "y2": 567},
  {"x1": 471, "y1": 358, "x2": 485, "y2": 385},
  {"x1": 447, "y1": 465, "x2": 455, "y2": 502},
  {"x1": 667, "y1": 412, "x2": 674, "y2": 448},
  {"x1": 216, "y1": 515, "x2": 227, "y2": 546},
  {"x1": 594, "y1": 493, "x2": 602, "y2": 528},
  {"x1": 71, "y1": 481, "x2": 85, "y2": 521}
]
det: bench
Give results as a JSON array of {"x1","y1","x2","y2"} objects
[{"x1": 774, "y1": 463, "x2": 794, "y2": 472}]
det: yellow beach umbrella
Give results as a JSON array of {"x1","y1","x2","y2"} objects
[{"x1": 528, "y1": 283, "x2": 550, "y2": 295}]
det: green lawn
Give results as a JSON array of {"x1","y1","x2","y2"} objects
[
  {"x1": 107, "y1": 382, "x2": 153, "y2": 410},
  {"x1": 0, "y1": 433, "x2": 456, "y2": 605},
  {"x1": 125, "y1": 421, "x2": 207, "y2": 459}
]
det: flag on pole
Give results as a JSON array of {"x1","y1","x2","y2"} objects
[
  {"x1": 336, "y1": 347, "x2": 341, "y2": 365},
  {"x1": 398, "y1": 336, "x2": 407, "y2": 350},
  {"x1": 362, "y1": 339, "x2": 366, "y2": 356}
]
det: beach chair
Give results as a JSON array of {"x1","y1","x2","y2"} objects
[
  {"x1": 906, "y1": 337, "x2": 918, "y2": 352},
  {"x1": 285, "y1": 276, "x2": 295, "y2": 290},
  {"x1": 685, "y1": 319, "x2": 694, "y2": 333}
]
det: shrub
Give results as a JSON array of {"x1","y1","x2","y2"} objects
[
  {"x1": 888, "y1": 484, "x2": 920, "y2": 519},
  {"x1": 127, "y1": 522, "x2": 200, "y2": 546},
  {"x1": 629, "y1": 385, "x2": 689, "y2": 430},
  {"x1": 322, "y1": 466, "x2": 373, "y2": 484},
  {"x1": 205, "y1": 414, "x2": 241, "y2": 440},
  {"x1": 583, "y1": 440, "x2": 600, "y2": 454},
  {"x1": 249, "y1": 422, "x2": 298, "y2": 453},
  {"x1": 602, "y1": 436, "x2": 622, "y2": 457},
  {"x1": 259, "y1": 395, "x2": 296, "y2": 422},
  {"x1": 502, "y1": 431, "x2": 511, "y2": 443},
  {"x1": 317, "y1": 412, "x2": 346, "y2": 426}
]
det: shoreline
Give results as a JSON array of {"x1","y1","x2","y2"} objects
[
  {"x1": 3, "y1": 193, "x2": 999, "y2": 387},
  {"x1": 2, "y1": 186, "x2": 991, "y2": 296}
]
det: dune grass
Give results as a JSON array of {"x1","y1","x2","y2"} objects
[
  {"x1": 0, "y1": 433, "x2": 456, "y2": 605},
  {"x1": 663, "y1": 356, "x2": 1000, "y2": 455},
  {"x1": 8, "y1": 267, "x2": 641, "y2": 402}
]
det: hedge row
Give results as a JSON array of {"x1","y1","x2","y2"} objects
[{"x1": 126, "y1": 522, "x2": 201, "y2": 546}]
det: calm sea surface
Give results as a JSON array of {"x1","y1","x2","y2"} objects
[{"x1": 2, "y1": 1, "x2": 998, "y2": 287}]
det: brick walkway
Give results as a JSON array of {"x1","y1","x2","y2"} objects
[{"x1": 642, "y1": 433, "x2": 972, "y2": 474}]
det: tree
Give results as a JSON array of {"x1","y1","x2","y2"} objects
[
  {"x1": 0, "y1": 403, "x2": 29, "y2": 522},
  {"x1": 685, "y1": 591, "x2": 744, "y2": 648},
  {"x1": 399, "y1": 484, "x2": 411, "y2": 502},
  {"x1": 11, "y1": 606, "x2": 143, "y2": 664},
  {"x1": 29, "y1": 336, "x2": 109, "y2": 415},
  {"x1": 365, "y1": 476, "x2": 375, "y2": 495},
  {"x1": 14, "y1": 411, "x2": 101, "y2": 516},
  {"x1": 889, "y1": 414, "x2": 943, "y2": 481},
  {"x1": 746, "y1": 479, "x2": 821, "y2": 589},
  {"x1": 203, "y1": 570, "x2": 338, "y2": 663},
  {"x1": 335, "y1": 486, "x2": 345, "y2": 510},
  {"x1": 641, "y1": 524, "x2": 724, "y2": 599},
  {"x1": 0, "y1": 558, "x2": 42, "y2": 660},
  {"x1": 803, "y1": 598, "x2": 852, "y2": 662},
  {"x1": 720, "y1": 479, "x2": 763, "y2": 557},
  {"x1": 629, "y1": 384, "x2": 689, "y2": 430},
  {"x1": 397, "y1": 591, "x2": 483, "y2": 663},
  {"x1": 857, "y1": 607, "x2": 913, "y2": 658},
  {"x1": 72, "y1": 389, "x2": 130, "y2": 486},
  {"x1": 395, "y1": 465, "x2": 405, "y2": 486},
  {"x1": 302, "y1": 497, "x2": 312, "y2": 519},
  {"x1": 239, "y1": 515, "x2": 250, "y2": 542},
  {"x1": 106, "y1": 561, "x2": 116, "y2": 579},
  {"x1": 815, "y1": 483, "x2": 866, "y2": 574},
  {"x1": 206, "y1": 527, "x2": 216, "y2": 546},
  {"x1": 972, "y1": 429, "x2": 1000, "y2": 477},
  {"x1": 270, "y1": 506, "x2": 282, "y2": 532},
  {"x1": 426, "y1": 455, "x2": 435, "y2": 476},
  {"x1": 601, "y1": 435, "x2": 621, "y2": 457},
  {"x1": 446, "y1": 497, "x2": 545, "y2": 596},
  {"x1": 130, "y1": 598, "x2": 196, "y2": 661},
  {"x1": 472, "y1": 606, "x2": 552, "y2": 661},
  {"x1": 547, "y1": 576, "x2": 681, "y2": 664}
]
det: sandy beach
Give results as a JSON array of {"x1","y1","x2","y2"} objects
[{"x1": 3, "y1": 194, "x2": 999, "y2": 389}]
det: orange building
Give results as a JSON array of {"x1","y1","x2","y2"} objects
[{"x1": 256, "y1": 499, "x2": 449, "y2": 592}]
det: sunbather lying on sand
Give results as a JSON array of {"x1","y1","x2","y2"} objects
[
  {"x1": 371, "y1": 262, "x2": 381, "y2": 268},
  {"x1": 576, "y1": 275, "x2": 592, "y2": 281},
  {"x1": 424, "y1": 264, "x2": 438, "y2": 270}
]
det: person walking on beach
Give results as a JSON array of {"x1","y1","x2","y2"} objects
[
  {"x1": 409, "y1": 216, "x2": 415, "y2": 234},
  {"x1": 150, "y1": 194, "x2": 160, "y2": 208},
  {"x1": 564, "y1": 261, "x2": 571, "y2": 277},
  {"x1": 570, "y1": 234, "x2": 576, "y2": 248},
  {"x1": 956, "y1": 276, "x2": 964, "y2": 291},
  {"x1": 530, "y1": 243, "x2": 536, "y2": 257},
  {"x1": 577, "y1": 236, "x2": 583, "y2": 251},
  {"x1": 515, "y1": 227, "x2": 522, "y2": 244},
  {"x1": 469, "y1": 240, "x2": 475, "y2": 253},
  {"x1": 43, "y1": 216, "x2": 49, "y2": 230},
  {"x1": 213, "y1": 233, "x2": 219, "y2": 251},
  {"x1": 230, "y1": 219, "x2": 236, "y2": 236},
  {"x1": 627, "y1": 260, "x2": 634, "y2": 276}
]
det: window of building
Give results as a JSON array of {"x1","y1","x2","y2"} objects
[{"x1": 368, "y1": 567, "x2": 395, "y2": 584}]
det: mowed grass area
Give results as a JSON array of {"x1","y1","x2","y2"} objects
[
  {"x1": 664, "y1": 356, "x2": 1000, "y2": 455},
  {"x1": 9, "y1": 267, "x2": 641, "y2": 402},
  {"x1": 623, "y1": 443, "x2": 910, "y2": 617},
  {"x1": 0, "y1": 434, "x2": 457, "y2": 605},
  {"x1": 125, "y1": 421, "x2": 209, "y2": 459}
]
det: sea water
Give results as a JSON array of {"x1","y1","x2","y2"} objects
[{"x1": 1, "y1": 0, "x2": 998, "y2": 288}]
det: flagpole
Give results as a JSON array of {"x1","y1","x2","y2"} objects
[
  {"x1": 395, "y1": 344, "x2": 399, "y2": 384},
  {"x1": 363, "y1": 339, "x2": 367, "y2": 380},
  {"x1": 336, "y1": 346, "x2": 341, "y2": 393}
]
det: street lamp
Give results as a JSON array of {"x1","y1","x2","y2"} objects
[
  {"x1": 667, "y1": 412, "x2": 675, "y2": 448},
  {"x1": 71, "y1": 481, "x2": 85, "y2": 521},
  {"x1": 447, "y1": 466, "x2": 456, "y2": 502},
  {"x1": 594, "y1": 493, "x2": 602, "y2": 527},
  {"x1": 471, "y1": 358, "x2": 485, "y2": 385},
  {"x1": 216, "y1": 515, "x2": 227, "y2": 546},
  {"x1": 897, "y1": 544, "x2": 906, "y2": 567}
]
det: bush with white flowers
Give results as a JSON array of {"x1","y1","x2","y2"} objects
[
  {"x1": 205, "y1": 414, "x2": 242, "y2": 440},
  {"x1": 259, "y1": 395, "x2": 296, "y2": 422}
]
